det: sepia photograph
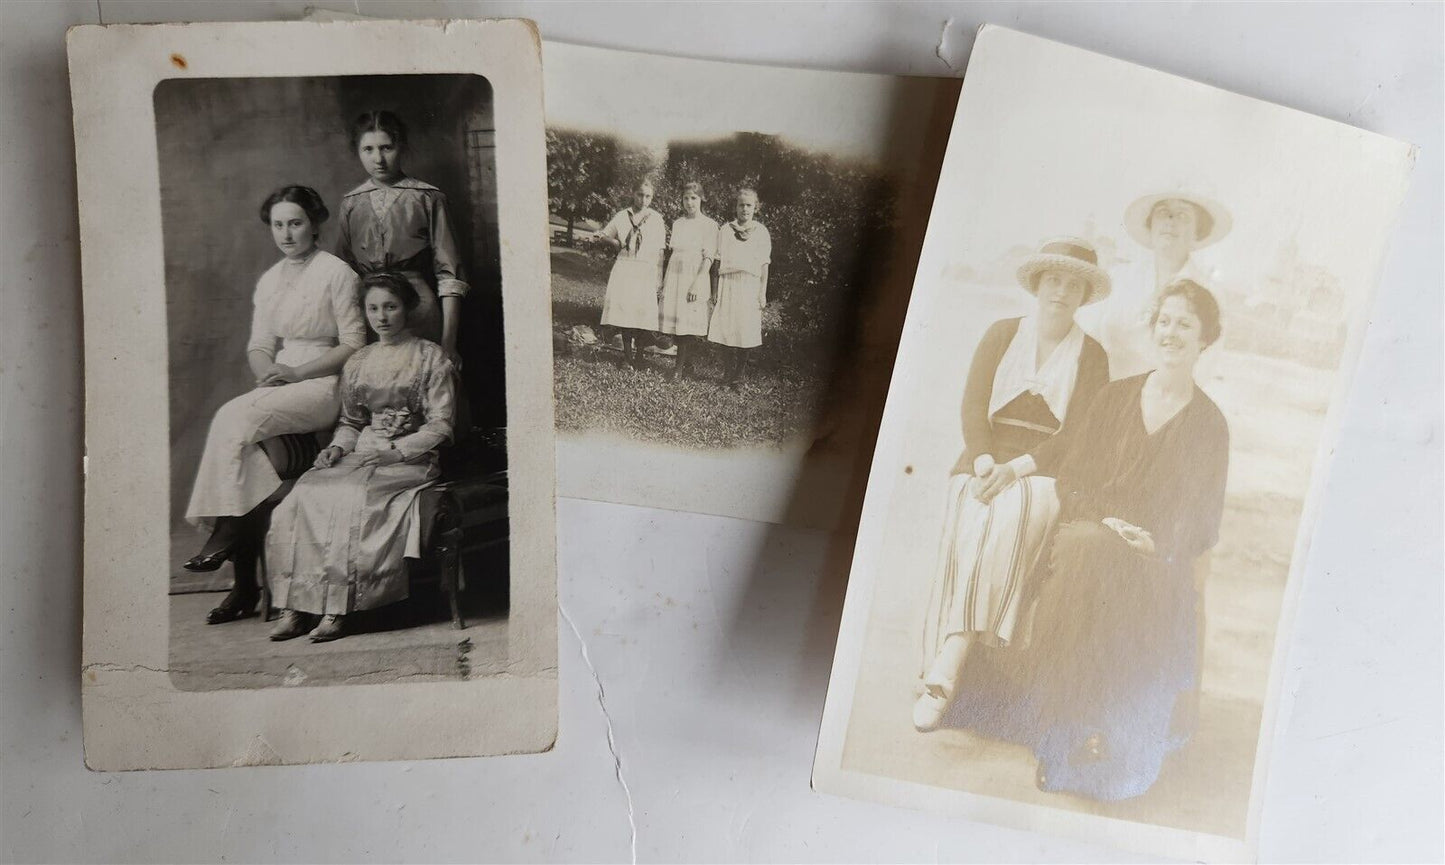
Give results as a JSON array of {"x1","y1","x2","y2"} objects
[
  {"x1": 813, "y1": 27, "x2": 1415, "y2": 860},
  {"x1": 71, "y1": 19, "x2": 557, "y2": 769},
  {"x1": 543, "y1": 42, "x2": 957, "y2": 527}
]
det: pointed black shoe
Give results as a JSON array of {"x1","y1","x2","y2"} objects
[{"x1": 205, "y1": 585, "x2": 259, "y2": 625}]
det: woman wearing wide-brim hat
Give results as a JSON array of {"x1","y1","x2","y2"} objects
[
  {"x1": 913, "y1": 237, "x2": 1112, "y2": 732},
  {"x1": 1079, "y1": 190, "x2": 1232, "y2": 380}
]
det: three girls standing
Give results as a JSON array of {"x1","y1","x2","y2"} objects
[
  {"x1": 599, "y1": 183, "x2": 769, "y2": 388},
  {"x1": 184, "y1": 109, "x2": 469, "y2": 643}
]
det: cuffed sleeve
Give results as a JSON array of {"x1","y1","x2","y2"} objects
[
  {"x1": 328, "y1": 362, "x2": 367, "y2": 454},
  {"x1": 245, "y1": 277, "x2": 279, "y2": 358},
  {"x1": 330, "y1": 268, "x2": 367, "y2": 349},
  {"x1": 391, "y1": 352, "x2": 456, "y2": 460},
  {"x1": 1006, "y1": 454, "x2": 1037, "y2": 479},
  {"x1": 428, "y1": 192, "x2": 469, "y2": 299}
]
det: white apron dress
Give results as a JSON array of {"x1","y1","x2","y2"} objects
[
  {"x1": 185, "y1": 250, "x2": 366, "y2": 527},
  {"x1": 599, "y1": 206, "x2": 665, "y2": 331},
  {"x1": 659, "y1": 214, "x2": 719, "y2": 336},
  {"x1": 266, "y1": 335, "x2": 456, "y2": 615},
  {"x1": 708, "y1": 220, "x2": 771, "y2": 348}
]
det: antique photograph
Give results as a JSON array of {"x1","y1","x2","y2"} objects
[
  {"x1": 813, "y1": 27, "x2": 1415, "y2": 860},
  {"x1": 160, "y1": 75, "x2": 510, "y2": 688},
  {"x1": 543, "y1": 42, "x2": 957, "y2": 527},
  {"x1": 71, "y1": 19, "x2": 557, "y2": 769}
]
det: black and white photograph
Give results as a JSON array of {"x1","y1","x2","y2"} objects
[
  {"x1": 159, "y1": 74, "x2": 511, "y2": 688},
  {"x1": 544, "y1": 41, "x2": 957, "y2": 527},
  {"x1": 70, "y1": 19, "x2": 557, "y2": 769},
  {"x1": 813, "y1": 27, "x2": 1416, "y2": 860}
]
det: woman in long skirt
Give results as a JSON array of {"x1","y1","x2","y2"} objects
[
  {"x1": 184, "y1": 186, "x2": 366, "y2": 625},
  {"x1": 708, "y1": 188, "x2": 771, "y2": 390},
  {"x1": 599, "y1": 179, "x2": 666, "y2": 368},
  {"x1": 913, "y1": 237, "x2": 1111, "y2": 731},
  {"x1": 265, "y1": 273, "x2": 456, "y2": 642},
  {"x1": 658, "y1": 181, "x2": 718, "y2": 380}
]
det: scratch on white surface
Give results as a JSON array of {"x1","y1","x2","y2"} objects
[
  {"x1": 561, "y1": 603, "x2": 638, "y2": 863},
  {"x1": 231, "y1": 735, "x2": 283, "y2": 767},
  {"x1": 935, "y1": 18, "x2": 966, "y2": 73}
]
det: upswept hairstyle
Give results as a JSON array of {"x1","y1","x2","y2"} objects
[
  {"x1": 259, "y1": 185, "x2": 329, "y2": 232},
  {"x1": 360, "y1": 272, "x2": 421, "y2": 313},
  {"x1": 350, "y1": 110, "x2": 409, "y2": 152}
]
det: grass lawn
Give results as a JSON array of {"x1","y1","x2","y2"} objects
[{"x1": 551, "y1": 246, "x2": 830, "y2": 450}]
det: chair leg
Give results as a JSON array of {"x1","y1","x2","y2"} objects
[{"x1": 441, "y1": 527, "x2": 465, "y2": 630}]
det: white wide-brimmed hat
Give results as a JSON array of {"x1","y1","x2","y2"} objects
[
  {"x1": 1015, "y1": 237, "x2": 1111, "y2": 305},
  {"x1": 1124, "y1": 191, "x2": 1233, "y2": 249}
]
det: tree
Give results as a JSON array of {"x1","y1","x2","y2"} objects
[{"x1": 545, "y1": 129, "x2": 618, "y2": 245}]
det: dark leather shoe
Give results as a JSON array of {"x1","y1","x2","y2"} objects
[
  {"x1": 206, "y1": 587, "x2": 258, "y2": 624},
  {"x1": 184, "y1": 548, "x2": 234, "y2": 572}
]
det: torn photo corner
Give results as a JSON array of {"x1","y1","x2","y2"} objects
[
  {"x1": 68, "y1": 18, "x2": 558, "y2": 769},
  {"x1": 812, "y1": 25, "x2": 1415, "y2": 861}
]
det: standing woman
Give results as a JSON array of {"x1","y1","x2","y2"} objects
[
  {"x1": 266, "y1": 273, "x2": 457, "y2": 643},
  {"x1": 337, "y1": 110, "x2": 470, "y2": 359},
  {"x1": 1078, "y1": 191, "x2": 1231, "y2": 379},
  {"x1": 657, "y1": 181, "x2": 718, "y2": 380},
  {"x1": 1008, "y1": 280, "x2": 1229, "y2": 800},
  {"x1": 912, "y1": 238, "x2": 1111, "y2": 731},
  {"x1": 708, "y1": 188, "x2": 771, "y2": 390},
  {"x1": 183, "y1": 186, "x2": 366, "y2": 624},
  {"x1": 598, "y1": 178, "x2": 666, "y2": 368}
]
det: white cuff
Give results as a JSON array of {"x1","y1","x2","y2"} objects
[{"x1": 1006, "y1": 454, "x2": 1037, "y2": 479}]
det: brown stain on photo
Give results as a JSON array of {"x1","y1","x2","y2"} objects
[{"x1": 170, "y1": 54, "x2": 188, "y2": 70}]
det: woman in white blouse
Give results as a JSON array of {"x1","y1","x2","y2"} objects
[{"x1": 182, "y1": 185, "x2": 367, "y2": 625}]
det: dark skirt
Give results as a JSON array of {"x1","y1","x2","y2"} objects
[{"x1": 944, "y1": 519, "x2": 1198, "y2": 801}]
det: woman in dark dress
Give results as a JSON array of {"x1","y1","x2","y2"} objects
[{"x1": 946, "y1": 278, "x2": 1230, "y2": 801}]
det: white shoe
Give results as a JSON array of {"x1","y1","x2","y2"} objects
[{"x1": 912, "y1": 690, "x2": 951, "y2": 732}]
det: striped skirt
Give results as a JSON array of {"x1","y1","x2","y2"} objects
[{"x1": 921, "y1": 473, "x2": 1060, "y2": 670}]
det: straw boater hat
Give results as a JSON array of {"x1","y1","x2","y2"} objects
[
  {"x1": 1124, "y1": 191, "x2": 1232, "y2": 250},
  {"x1": 1015, "y1": 237, "x2": 1111, "y2": 305}
]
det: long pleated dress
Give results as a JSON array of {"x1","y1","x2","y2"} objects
[
  {"x1": 185, "y1": 250, "x2": 366, "y2": 528},
  {"x1": 945, "y1": 374, "x2": 1230, "y2": 801},
  {"x1": 266, "y1": 334, "x2": 456, "y2": 615},
  {"x1": 336, "y1": 176, "x2": 470, "y2": 345},
  {"x1": 920, "y1": 316, "x2": 1108, "y2": 665},
  {"x1": 598, "y1": 206, "x2": 665, "y2": 331},
  {"x1": 708, "y1": 220, "x2": 771, "y2": 348},
  {"x1": 658, "y1": 214, "x2": 719, "y2": 337}
]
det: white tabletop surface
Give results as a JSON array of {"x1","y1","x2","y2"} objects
[{"x1": 1, "y1": 2, "x2": 1440, "y2": 862}]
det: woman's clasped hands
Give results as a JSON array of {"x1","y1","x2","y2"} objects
[
  {"x1": 971, "y1": 453, "x2": 1019, "y2": 505},
  {"x1": 256, "y1": 363, "x2": 303, "y2": 387},
  {"x1": 1102, "y1": 516, "x2": 1156, "y2": 555}
]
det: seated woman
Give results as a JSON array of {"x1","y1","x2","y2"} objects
[
  {"x1": 265, "y1": 273, "x2": 457, "y2": 642},
  {"x1": 183, "y1": 186, "x2": 365, "y2": 625},
  {"x1": 969, "y1": 279, "x2": 1230, "y2": 801},
  {"x1": 913, "y1": 237, "x2": 1111, "y2": 731}
]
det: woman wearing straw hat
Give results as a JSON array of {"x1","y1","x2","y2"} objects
[
  {"x1": 1078, "y1": 191, "x2": 1231, "y2": 380},
  {"x1": 913, "y1": 237, "x2": 1111, "y2": 732}
]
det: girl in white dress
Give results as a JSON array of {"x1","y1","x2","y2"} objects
[
  {"x1": 599, "y1": 179, "x2": 665, "y2": 368},
  {"x1": 708, "y1": 188, "x2": 771, "y2": 389},
  {"x1": 658, "y1": 182, "x2": 718, "y2": 379},
  {"x1": 183, "y1": 186, "x2": 366, "y2": 624}
]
